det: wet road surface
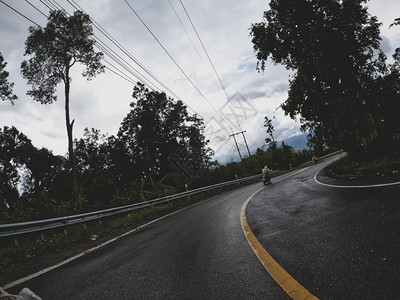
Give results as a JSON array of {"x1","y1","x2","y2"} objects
[
  {"x1": 6, "y1": 155, "x2": 400, "y2": 299},
  {"x1": 247, "y1": 158, "x2": 400, "y2": 299},
  {"x1": 7, "y1": 184, "x2": 287, "y2": 299}
]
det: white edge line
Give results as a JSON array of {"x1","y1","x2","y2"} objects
[
  {"x1": 314, "y1": 171, "x2": 400, "y2": 189},
  {"x1": 2, "y1": 199, "x2": 209, "y2": 290}
]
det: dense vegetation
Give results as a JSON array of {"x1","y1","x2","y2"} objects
[
  {"x1": 1, "y1": 80, "x2": 313, "y2": 223},
  {"x1": 0, "y1": 110, "x2": 313, "y2": 224},
  {"x1": 250, "y1": 0, "x2": 400, "y2": 161}
]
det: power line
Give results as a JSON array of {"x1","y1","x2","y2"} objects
[
  {"x1": 25, "y1": 0, "x2": 47, "y2": 18},
  {"x1": 0, "y1": 0, "x2": 42, "y2": 27},
  {"x1": 66, "y1": 1, "x2": 163, "y2": 88},
  {"x1": 65, "y1": 0, "x2": 206, "y2": 120},
  {"x1": 123, "y1": 0, "x2": 234, "y2": 131},
  {"x1": 179, "y1": 0, "x2": 243, "y2": 130},
  {"x1": 39, "y1": 0, "x2": 57, "y2": 11},
  {"x1": 94, "y1": 40, "x2": 158, "y2": 90},
  {"x1": 47, "y1": 0, "x2": 64, "y2": 11},
  {"x1": 167, "y1": 0, "x2": 203, "y2": 62},
  {"x1": 104, "y1": 64, "x2": 136, "y2": 85},
  {"x1": 168, "y1": 0, "x2": 221, "y2": 94},
  {"x1": 3, "y1": 0, "x2": 235, "y2": 152}
]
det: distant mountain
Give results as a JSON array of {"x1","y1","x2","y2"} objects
[{"x1": 279, "y1": 133, "x2": 308, "y2": 150}]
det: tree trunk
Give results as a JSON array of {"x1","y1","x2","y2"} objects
[{"x1": 64, "y1": 67, "x2": 80, "y2": 202}]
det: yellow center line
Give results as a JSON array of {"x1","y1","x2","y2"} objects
[{"x1": 241, "y1": 188, "x2": 319, "y2": 300}]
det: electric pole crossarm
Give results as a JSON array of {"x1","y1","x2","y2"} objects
[{"x1": 229, "y1": 130, "x2": 251, "y2": 160}]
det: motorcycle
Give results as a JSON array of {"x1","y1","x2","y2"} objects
[{"x1": 262, "y1": 174, "x2": 271, "y2": 185}]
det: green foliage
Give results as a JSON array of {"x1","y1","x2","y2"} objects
[
  {"x1": 0, "y1": 52, "x2": 17, "y2": 104},
  {"x1": 0, "y1": 126, "x2": 34, "y2": 222},
  {"x1": 264, "y1": 116, "x2": 275, "y2": 144},
  {"x1": 325, "y1": 155, "x2": 400, "y2": 180},
  {"x1": 250, "y1": 0, "x2": 400, "y2": 160},
  {"x1": 0, "y1": 126, "x2": 73, "y2": 223},
  {"x1": 1, "y1": 120, "x2": 314, "y2": 224},
  {"x1": 21, "y1": 10, "x2": 104, "y2": 104},
  {"x1": 69, "y1": 83, "x2": 214, "y2": 211},
  {"x1": 117, "y1": 82, "x2": 213, "y2": 186}
]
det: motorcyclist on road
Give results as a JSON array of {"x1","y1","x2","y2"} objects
[{"x1": 262, "y1": 165, "x2": 271, "y2": 184}]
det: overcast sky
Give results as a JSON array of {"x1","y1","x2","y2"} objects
[{"x1": 1, "y1": 0, "x2": 400, "y2": 162}]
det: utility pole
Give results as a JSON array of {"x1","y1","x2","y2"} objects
[
  {"x1": 230, "y1": 132, "x2": 242, "y2": 160},
  {"x1": 229, "y1": 130, "x2": 251, "y2": 160},
  {"x1": 241, "y1": 131, "x2": 251, "y2": 157}
]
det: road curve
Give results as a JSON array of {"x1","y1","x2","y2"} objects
[
  {"x1": 7, "y1": 182, "x2": 288, "y2": 299},
  {"x1": 246, "y1": 156, "x2": 400, "y2": 299}
]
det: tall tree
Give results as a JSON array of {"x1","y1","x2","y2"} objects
[
  {"x1": 0, "y1": 52, "x2": 17, "y2": 104},
  {"x1": 21, "y1": 10, "x2": 105, "y2": 200},
  {"x1": 250, "y1": 0, "x2": 385, "y2": 158},
  {"x1": 118, "y1": 83, "x2": 212, "y2": 186}
]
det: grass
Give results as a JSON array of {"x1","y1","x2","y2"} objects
[
  {"x1": 0, "y1": 205, "x2": 170, "y2": 268},
  {"x1": 325, "y1": 155, "x2": 400, "y2": 180}
]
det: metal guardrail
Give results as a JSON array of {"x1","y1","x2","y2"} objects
[
  {"x1": 299, "y1": 149, "x2": 343, "y2": 166},
  {"x1": 0, "y1": 150, "x2": 344, "y2": 238},
  {"x1": 0, "y1": 174, "x2": 262, "y2": 238},
  {"x1": 317, "y1": 149, "x2": 343, "y2": 160}
]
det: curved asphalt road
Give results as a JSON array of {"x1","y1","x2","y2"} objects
[
  {"x1": 7, "y1": 183, "x2": 287, "y2": 299},
  {"x1": 247, "y1": 156, "x2": 400, "y2": 299},
  {"x1": 7, "y1": 155, "x2": 400, "y2": 299}
]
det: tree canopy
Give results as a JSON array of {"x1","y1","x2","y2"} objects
[
  {"x1": 21, "y1": 10, "x2": 104, "y2": 104},
  {"x1": 118, "y1": 83, "x2": 213, "y2": 187},
  {"x1": 250, "y1": 0, "x2": 400, "y2": 159},
  {"x1": 0, "y1": 52, "x2": 17, "y2": 105}
]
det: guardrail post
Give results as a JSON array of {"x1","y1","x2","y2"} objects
[
  {"x1": 63, "y1": 218, "x2": 68, "y2": 235},
  {"x1": 185, "y1": 184, "x2": 190, "y2": 199},
  {"x1": 235, "y1": 175, "x2": 240, "y2": 185},
  {"x1": 14, "y1": 239, "x2": 19, "y2": 247},
  {"x1": 40, "y1": 233, "x2": 46, "y2": 241}
]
